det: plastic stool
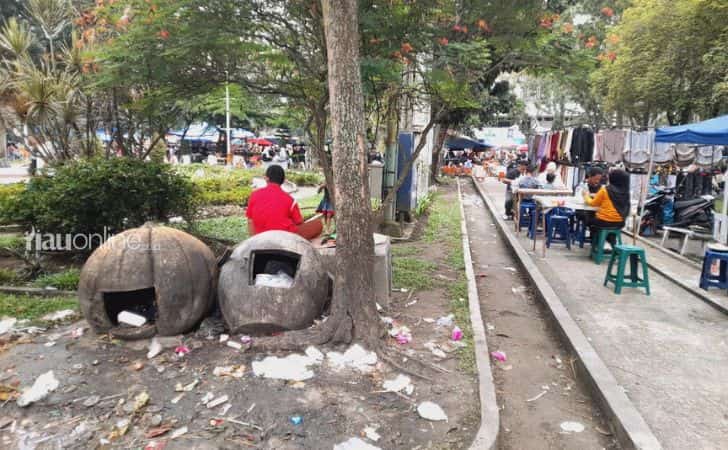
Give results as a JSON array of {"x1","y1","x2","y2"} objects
[
  {"x1": 546, "y1": 215, "x2": 571, "y2": 249},
  {"x1": 699, "y1": 249, "x2": 728, "y2": 290},
  {"x1": 572, "y1": 218, "x2": 589, "y2": 248},
  {"x1": 604, "y1": 245, "x2": 650, "y2": 295},
  {"x1": 518, "y1": 201, "x2": 536, "y2": 233},
  {"x1": 591, "y1": 228, "x2": 622, "y2": 264}
]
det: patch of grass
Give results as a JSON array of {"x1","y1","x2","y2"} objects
[
  {"x1": 393, "y1": 257, "x2": 436, "y2": 291},
  {"x1": 427, "y1": 189, "x2": 476, "y2": 374},
  {"x1": 33, "y1": 268, "x2": 81, "y2": 291},
  {"x1": 392, "y1": 245, "x2": 420, "y2": 257},
  {"x1": 0, "y1": 294, "x2": 78, "y2": 320},
  {"x1": 192, "y1": 216, "x2": 249, "y2": 243},
  {"x1": 0, "y1": 234, "x2": 24, "y2": 252},
  {"x1": 0, "y1": 268, "x2": 19, "y2": 285},
  {"x1": 298, "y1": 194, "x2": 323, "y2": 220}
]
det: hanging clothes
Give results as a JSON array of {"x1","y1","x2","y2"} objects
[
  {"x1": 569, "y1": 127, "x2": 594, "y2": 165},
  {"x1": 548, "y1": 131, "x2": 560, "y2": 161},
  {"x1": 562, "y1": 128, "x2": 574, "y2": 162},
  {"x1": 601, "y1": 130, "x2": 626, "y2": 163}
]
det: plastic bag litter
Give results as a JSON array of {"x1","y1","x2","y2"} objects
[
  {"x1": 255, "y1": 271, "x2": 294, "y2": 288},
  {"x1": 334, "y1": 437, "x2": 381, "y2": 450},
  {"x1": 0, "y1": 318, "x2": 17, "y2": 335},
  {"x1": 252, "y1": 353, "x2": 321, "y2": 381},
  {"x1": 382, "y1": 374, "x2": 414, "y2": 395},
  {"x1": 435, "y1": 314, "x2": 454, "y2": 327},
  {"x1": 17, "y1": 370, "x2": 59, "y2": 407},
  {"x1": 326, "y1": 344, "x2": 378, "y2": 373},
  {"x1": 417, "y1": 401, "x2": 448, "y2": 421},
  {"x1": 560, "y1": 421, "x2": 585, "y2": 433}
]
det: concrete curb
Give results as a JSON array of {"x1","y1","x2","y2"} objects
[
  {"x1": 622, "y1": 231, "x2": 728, "y2": 316},
  {"x1": 458, "y1": 179, "x2": 499, "y2": 450},
  {"x1": 472, "y1": 178, "x2": 662, "y2": 450},
  {"x1": 0, "y1": 286, "x2": 76, "y2": 297}
]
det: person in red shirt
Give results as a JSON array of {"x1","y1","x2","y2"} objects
[{"x1": 246, "y1": 165, "x2": 322, "y2": 240}]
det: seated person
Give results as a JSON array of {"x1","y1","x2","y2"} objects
[
  {"x1": 543, "y1": 173, "x2": 558, "y2": 190},
  {"x1": 582, "y1": 169, "x2": 630, "y2": 247},
  {"x1": 512, "y1": 163, "x2": 542, "y2": 199},
  {"x1": 538, "y1": 161, "x2": 565, "y2": 188},
  {"x1": 246, "y1": 165, "x2": 322, "y2": 240}
]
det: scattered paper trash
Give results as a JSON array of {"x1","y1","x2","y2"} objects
[
  {"x1": 44, "y1": 341, "x2": 55, "y2": 347},
  {"x1": 252, "y1": 353, "x2": 321, "y2": 381},
  {"x1": 304, "y1": 346, "x2": 325, "y2": 363},
  {"x1": 118, "y1": 311, "x2": 147, "y2": 327},
  {"x1": 226, "y1": 341, "x2": 242, "y2": 350},
  {"x1": 70, "y1": 327, "x2": 84, "y2": 338},
  {"x1": 147, "y1": 338, "x2": 162, "y2": 359},
  {"x1": 383, "y1": 374, "x2": 414, "y2": 395},
  {"x1": 451, "y1": 327, "x2": 463, "y2": 341},
  {"x1": 334, "y1": 437, "x2": 381, "y2": 450},
  {"x1": 423, "y1": 342, "x2": 447, "y2": 359},
  {"x1": 219, "y1": 334, "x2": 229, "y2": 343},
  {"x1": 363, "y1": 425, "x2": 381, "y2": 442},
  {"x1": 560, "y1": 421, "x2": 585, "y2": 433},
  {"x1": 490, "y1": 351, "x2": 507, "y2": 362},
  {"x1": 422, "y1": 318, "x2": 435, "y2": 323},
  {"x1": 327, "y1": 344, "x2": 378, "y2": 373},
  {"x1": 289, "y1": 415, "x2": 303, "y2": 425},
  {"x1": 436, "y1": 314, "x2": 454, "y2": 327},
  {"x1": 207, "y1": 395, "x2": 229, "y2": 409},
  {"x1": 174, "y1": 379, "x2": 199, "y2": 392},
  {"x1": 200, "y1": 392, "x2": 214, "y2": 405},
  {"x1": 169, "y1": 426, "x2": 188, "y2": 439},
  {"x1": 40, "y1": 309, "x2": 76, "y2": 322},
  {"x1": 17, "y1": 370, "x2": 59, "y2": 407},
  {"x1": 213, "y1": 365, "x2": 245, "y2": 378},
  {"x1": 0, "y1": 318, "x2": 17, "y2": 335},
  {"x1": 83, "y1": 395, "x2": 100, "y2": 407},
  {"x1": 526, "y1": 390, "x2": 548, "y2": 402},
  {"x1": 417, "y1": 401, "x2": 448, "y2": 421}
]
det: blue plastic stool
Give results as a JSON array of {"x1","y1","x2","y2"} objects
[
  {"x1": 546, "y1": 215, "x2": 572, "y2": 249},
  {"x1": 699, "y1": 249, "x2": 728, "y2": 290},
  {"x1": 572, "y1": 218, "x2": 589, "y2": 248},
  {"x1": 518, "y1": 200, "x2": 536, "y2": 233}
]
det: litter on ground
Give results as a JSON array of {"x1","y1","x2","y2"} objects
[
  {"x1": 417, "y1": 401, "x2": 448, "y2": 421},
  {"x1": 334, "y1": 437, "x2": 382, "y2": 450},
  {"x1": 252, "y1": 353, "x2": 321, "y2": 381},
  {"x1": 560, "y1": 421, "x2": 585, "y2": 433},
  {"x1": 326, "y1": 344, "x2": 378, "y2": 373},
  {"x1": 17, "y1": 370, "x2": 60, "y2": 407},
  {"x1": 382, "y1": 374, "x2": 414, "y2": 395}
]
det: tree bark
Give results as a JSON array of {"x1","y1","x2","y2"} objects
[
  {"x1": 430, "y1": 121, "x2": 449, "y2": 182},
  {"x1": 320, "y1": 0, "x2": 380, "y2": 346}
]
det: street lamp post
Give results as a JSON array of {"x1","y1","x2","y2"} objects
[{"x1": 225, "y1": 71, "x2": 232, "y2": 166}]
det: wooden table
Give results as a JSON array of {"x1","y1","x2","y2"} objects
[
  {"x1": 532, "y1": 196, "x2": 599, "y2": 257},
  {"x1": 513, "y1": 188, "x2": 573, "y2": 234}
]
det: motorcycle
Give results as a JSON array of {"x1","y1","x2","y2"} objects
[{"x1": 640, "y1": 186, "x2": 714, "y2": 235}]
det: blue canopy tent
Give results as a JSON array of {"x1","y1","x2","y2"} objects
[
  {"x1": 653, "y1": 115, "x2": 728, "y2": 243},
  {"x1": 655, "y1": 114, "x2": 728, "y2": 145},
  {"x1": 445, "y1": 135, "x2": 493, "y2": 151}
]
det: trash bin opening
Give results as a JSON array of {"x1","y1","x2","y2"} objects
[
  {"x1": 103, "y1": 287, "x2": 157, "y2": 325},
  {"x1": 249, "y1": 250, "x2": 301, "y2": 285}
]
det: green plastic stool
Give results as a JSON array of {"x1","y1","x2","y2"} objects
[
  {"x1": 591, "y1": 228, "x2": 623, "y2": 264},
  {"x1": 604, "y1": 245, "x2": 650, "y2": 295}
]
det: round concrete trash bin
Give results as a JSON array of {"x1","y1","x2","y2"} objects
[
  {"x1": 218, "y1": 230, "x2": 329, "y2": 334},
  {"x1": 78, "y1": 225, "x2": 217, "y2": 339}
]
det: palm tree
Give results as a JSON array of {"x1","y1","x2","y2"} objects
[{"x1": 24, "y1": 0, "x2": 72, "y2": 70}]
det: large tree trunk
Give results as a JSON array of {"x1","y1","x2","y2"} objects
[
  {"x1": 320, "y1": 0, "x2": 379, "y2": 346},
  {"x1": 250, "y1": 0, "x2": 380, "y2": 352},
  {"x1": 430, "y1": 121, "x2": 449, "y2": 182}
]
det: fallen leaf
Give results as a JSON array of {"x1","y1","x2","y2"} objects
[{"x1": 145, "y1": 426, "x2": 171, "y2": 438}]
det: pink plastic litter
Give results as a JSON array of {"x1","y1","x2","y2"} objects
[
  {"x1": 395, "y1": 333, "x2": 412, "y2": 344},
  {"x1": 240, "y1": 335, "x2": 252, "y2": 344},
  {"x1": 490, "y1": 351, "x2": 507, "y2": 362},
  {"x1": 451, "y1": 326, "x2": 463, "y2": 341},
  {"x1": 175, "y1": 345, "x2": 190, "y2": 356}
]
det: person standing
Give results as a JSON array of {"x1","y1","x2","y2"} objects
[{"x1": 502, "y1": 159, "x2": 528, "y2": 220}]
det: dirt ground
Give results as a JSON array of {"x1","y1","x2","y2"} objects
[
  {"x1": 0, "y1": 185, "x2": 479, "y2": 449},
  {"x1": 461, "y1": 181, "x2": 619, "y2": 450}
]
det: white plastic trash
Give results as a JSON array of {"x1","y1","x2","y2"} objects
[
  {"x1": 417, "y1": 401, "x2": 448, "y2": 421},
  {"x1": 118, "y1": 311, "x2": 147, "y2": 327},
  {"x1": 254, "y1": 271, "x2": 294, "y2": 288},
  {"x1": 17, "y1": 371, "x2": 60, "y2": 407}
]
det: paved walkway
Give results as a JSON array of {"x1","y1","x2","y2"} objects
[{"x1": 477, "y1": 177, "x2": 728, "y2": 450}]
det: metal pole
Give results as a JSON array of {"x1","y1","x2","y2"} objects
[
  {"x1": 225, "y1": 72, "x2": 232, "y2": 166},
  {"x1": 635, "y1": 134, "x2": 655, "y2": 244}
]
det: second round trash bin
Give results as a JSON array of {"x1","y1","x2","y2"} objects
[{"x1": 218, "y1": 231, "x2": 330, "y2": 334}]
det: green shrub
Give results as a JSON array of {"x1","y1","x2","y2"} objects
[
  {"x1": 0, "y1": 235, "x2": 25, "y2": 253},
  {"x1": 198, "y1": 187, "x2": 252, "y2": 206},
  {"x1": 0, "y1": 268, "x2": 19, "y2": 285},
  {"x1": 33, "y1": 268, "x2": 81, "y2": 290},
  {"x1": 10, "y1": 158, "x2": 197, "y2": 237},
  {"x1": 0, "y1": 184, "x2": 27, "y2": 225},
  {"x1": 287, "y1": 171, "x2": 323, "y2": 186}
]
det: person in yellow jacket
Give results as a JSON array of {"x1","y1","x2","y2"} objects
[{"x1": 582, "y1": 168, "x2": 630, "y2": 247}]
